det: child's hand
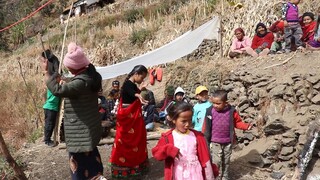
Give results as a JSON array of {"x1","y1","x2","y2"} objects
[
  {"x1": 176, "y1": 151, "x2": 182, "y2": 159},
  {"x1": 247, "y1": 123, "x2": 254, "y2": 130},
  {"x1": 284, "y1": 20, "x2": 288, "y2": 27}
]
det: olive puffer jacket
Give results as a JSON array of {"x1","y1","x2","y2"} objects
[{"x1": 47, "y1": 71, "x2": 101, "y2": 153}]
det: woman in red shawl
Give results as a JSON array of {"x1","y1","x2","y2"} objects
[
  {"x1": 251, "y1": 23, "x2": 274, "y2": 57},
  {"x1": 301, "y1": 12, "x2": 317, "y2": 42},
  {"x1": 109, "y1": 65, "x2": 149, "y2": 178}
]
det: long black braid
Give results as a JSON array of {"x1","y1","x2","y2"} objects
[
  {"x1": 87, "y1": 63, "x2": 102, "y2": 92},
  {"x1": 120, "y1": 65, "x2": 148, "y2": 97}
]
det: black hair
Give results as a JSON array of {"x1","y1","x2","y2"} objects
[
  {"x1": 87, "y1": 63, "x2": 102, "y2": 92},
  {"x1": 120, "y1": 65, "x2": 148, "y2": 94},
  {"x1": 41, "y1": 49, "x2": 59, "y2": 63},
  {"x1": 167, "y1": 102, "x2": 193, "y2": 125},
  {"x1": 211, "y1": 89, "x2": 228, "y2": 102},
  {"x1": 112, "y1": 80, "x2": 120, "y2": 86},
  {"x1": 302, "y1": 12, "x2": 315, "y2": 21}
]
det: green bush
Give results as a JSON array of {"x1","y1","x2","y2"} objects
[
  {"x1": 129, "y1": 28, "x2": 152, "y2": 46},
  {"x1": 124, "y1": 8, "x2": 144, "y2": 23}
]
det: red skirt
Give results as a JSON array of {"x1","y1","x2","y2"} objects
[{"x1": 109, "y1": 99, "x2": 148, "y2": 178}]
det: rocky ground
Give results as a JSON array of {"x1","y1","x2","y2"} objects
[{"x1": 15, "y1": 49, "x2": 320, "y2": 180}]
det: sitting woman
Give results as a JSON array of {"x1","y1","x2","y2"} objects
[
  {"x1": 251, "y1": 23, "x2": 275, "y2": 57},
  {"x1": 301, "y1": 12, "x2": 317, "y2": 43},
  {"x1": 229, "y1": 28, "x2": 255, "y2": 58},
  {"x1": 306, "y1": 11, "x2": 320, "y2": 50}
]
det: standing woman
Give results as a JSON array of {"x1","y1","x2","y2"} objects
[
  {"x1": 109, "y1": 65, "x2": 149, "y2": 178},
  {"x1": 46, "y1": 42, "x2": 104, "y2": 180}
]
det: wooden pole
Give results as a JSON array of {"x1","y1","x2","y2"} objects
[
  {"x1": 0, "y1": 130, "x2": 27, "y2": 180},
  {"x1": 53, "y1": 2, "x2": 74, "y2": 144}
]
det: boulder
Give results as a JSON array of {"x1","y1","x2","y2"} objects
[
  {"x1": 262, "y1": 141, "x2": 281, "y2": 157},
  {"x1": 269, "y1": 85, "x2": 287, "y2": 98},
  {"x1": 306, "y1": 75, "x2": 320, "y2": 84},
  {"x1": 280, "y1": 147, "x2": 295, "y2": 156},
  {"x1": 270, "y1": 171, "x2": 285, "y2": 180},
  {"x1": 290, "y1": 73, "x2": 301, "y2": 81},
  {"x1": 311, "y1": 94, "x2": 320, "y2": 104},
  {"x1": 282, "y1": 138, "x2": 298, "y2": 146},
  {"x1": 264, "y1": 119, "x2": 290, "y2": 136}
]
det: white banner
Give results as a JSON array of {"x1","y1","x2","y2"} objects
[{"x1": 97, "y1": 17, "x2": 220, "y2": 80}]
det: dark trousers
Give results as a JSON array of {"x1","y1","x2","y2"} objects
[
  {"x1": 69, "y1": 147, "x2": 104, "y2": 180},
  {"x1": 284, "y1": 23, "x2": 303, "y2": 50},
  {"x1": 44, "y1": 109, "x2": 58, "y2": 142}
]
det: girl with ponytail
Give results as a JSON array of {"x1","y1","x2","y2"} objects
[{"x1": 109, "y1": 65, "x2": 149, "y2": 178}]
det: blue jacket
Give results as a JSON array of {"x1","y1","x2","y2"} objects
[{"x1": 192, "y1": 101, "x2": 212, "y2": 131}]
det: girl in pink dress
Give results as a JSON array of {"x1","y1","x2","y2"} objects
[{"x1": 152, "y1": 102, "x2": 217, "y2": 180}]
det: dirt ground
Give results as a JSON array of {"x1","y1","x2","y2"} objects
[{"x1": 17, "y1": 129, "x2": 273, "y2": 180}]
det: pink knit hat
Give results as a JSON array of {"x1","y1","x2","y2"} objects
[{"x1": 63, "y1": 42, "x2": 90, "y2": 70}]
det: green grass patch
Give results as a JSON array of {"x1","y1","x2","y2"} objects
[{"x1": 129, "y1": 28, "x2": 153, "y2": 46}]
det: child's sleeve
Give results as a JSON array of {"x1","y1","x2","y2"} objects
[
  {"x1": 152, "y1": 136, "x2": 179, "y2": 161},
  {"x1": 233, "y1": 111, "x2": 250, "y2": 130},
  {"x1": 192, "y1": 106, "x2": 197, "y2": 124},
  {"x1": 202, "y1": 107, "x2": 212, "y2": 145}
]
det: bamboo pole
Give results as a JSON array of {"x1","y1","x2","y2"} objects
[
  {"x1": 53, "y1": 2, "x2": 74, "y2": 144},
  {"x1": 0, "y1": 130, "x2": 27, "y2": 180}
]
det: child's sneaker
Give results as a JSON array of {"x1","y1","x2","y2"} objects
[
  {"x1": 269, "y1": 50, "x2": 276, "y2": 54},
  {"x1": 284, "y1": 49, "x2": 291, "y2": 53},
  {"x1": 276, "y1": 50, "x2": 284, "y2": 54}
]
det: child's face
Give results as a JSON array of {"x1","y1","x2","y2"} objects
[
  {"x1": 173, "y1": 110, "x2": 192, "y2": 134},
  {"x1": 196, "y1": 91, "x2": 209, "y2": 102},
  {"x1": 175, "y1": 92, "x2": 184, "y2": 102},
  {"x1": 211, "y1": 97, "x2": 228, "y2": 112},
  {"x1": 257, "y1": 26, "x2": 266, "y2": 35},
  {"x1": 303, "y1": 16, "x2": 313, "y2": 25}
]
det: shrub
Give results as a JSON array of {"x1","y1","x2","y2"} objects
[
  {"x1": 96, "y1": 15, "x2": 120, "y2": 29},
  {"x1": 124, "y1": 8, "x2": 144, "y2": 23},
  {"x1": 129, "y1": 28, "x2": 153, "y2": 46}
]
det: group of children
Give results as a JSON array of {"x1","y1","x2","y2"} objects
[
  {"x1": 98, "y1": 79, "x2": 253, "y2": 179},
  {"x1": 229, "y1": 0, "x2": 320, "y2": 58}
]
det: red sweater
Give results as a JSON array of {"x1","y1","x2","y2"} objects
[
  {"x1": 152, "y1": 129, "x2": 217, "y2": 180},
  {"x1": 251, "y1": 32, "x2": 274, "y2": 50}
]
